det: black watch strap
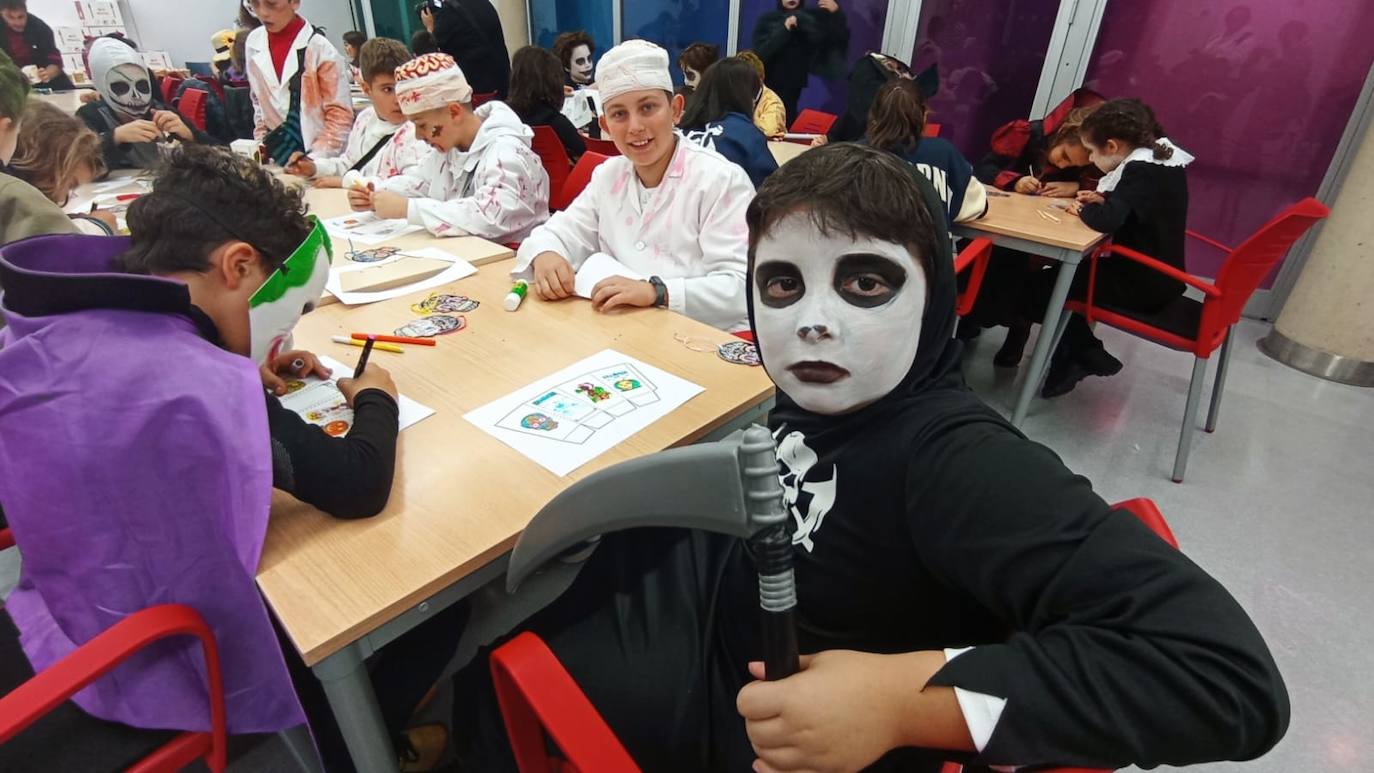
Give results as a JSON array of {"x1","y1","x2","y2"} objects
[{"x1": 649, "y1": 275, "x2": 668, "y2": 308}]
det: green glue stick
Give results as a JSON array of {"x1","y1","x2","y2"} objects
[{"x1": 504, "y1": 280, "x2": 529, "y2": 312}]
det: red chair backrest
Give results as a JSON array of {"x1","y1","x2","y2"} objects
[
  {"x1": 1199, "y1": 197, "x2": 1329, "y2": 347},
  {"x1": 178, "y1": 88, "x2": 208, "y2": 131},
  {"x1": 953, "y1": 237, "x2": 993, "y2": 317},
  {"x1": 924, "y1": 122, "x2": 941, "y2": 137},
  {"x1": 160, "y1": 75, "x2": 183, "y2": 106},
  {"x1": 194, "y1": 73, "x2": 226, "y2": 104},
  {"x1": 530, "y1": 125, "x2": 573, "y2": 211},
  {"x1": 556, "y1": 152, "x2": 611, "y2": 211},
  {"x1": 790, "y1": 108, "x2": 837, "y2": 135},
  {"x1": 472, "y1": 91, "x2": 498, "y2": 108},
  {"x1": 582, "y1": 137, "x2": 621, "y2": 157}
]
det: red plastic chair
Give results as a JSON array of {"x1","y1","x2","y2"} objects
[
  {"x1": 953, "y1": 237, "x2": 993, "y2": 317},
  {"x1": 178, "y1": 88, "x2": 208, "y2": 132},
  {"x1": 789, "y1": 108, "x2": 837, "y2": 136},
  {"x1": 0, "y1": 603, "x2": 229, "y2": 772},
  {"x1": 582, "y1": 136, "x2": 621, "y2": 157},
  {"x1": 472, "y1": 91, "x2": 499, "y2": 108},
  {"x1": 530, "y1": 126, "x2": 573, "y2": 212},
  {"x1": 924, "y1": 122, "x2": 942, "y2": 137},
  {"x1": 553, "y1": 151, "x2": 611, "y2": 212},
  {"x1": 193, "y1": 74, "x2": 226, "y2": 104},
  {"x1": 159, "y1": 75, "x2": 184, "y2": 107},
  {"x1": 491, "y1": 631, "x2": 639, "y2": 773},
  {"x1": 1058, "y1": 197, "x2": 1329, "y2": 483},
  {"x1": 491, "y1": 500, "x2": 1178, "y2": 773}
]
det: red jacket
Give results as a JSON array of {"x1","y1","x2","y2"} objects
[{"x1": 973, "y1": 87, "x2": 1105, "y2": 190}]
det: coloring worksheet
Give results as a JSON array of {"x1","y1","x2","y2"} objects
[
  {"x1": 321, "y1": 212, "x2": 424, "y2": 246},
  {"x1": 279, "y1": 355, "x2": 435, "y2": 435},
  {"x1": 464, "y1": 350, "x2": 703, "y2": 476}
]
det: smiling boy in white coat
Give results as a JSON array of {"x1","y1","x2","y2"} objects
[
  {"x1": 244, "y1": 0, "x2": 353, "y2": 163},
  {"x1": 514, "y1": 40, "x2": 753, "y2": 333},
  {"x1": 348, "y1": 52, "x2": 550, "y2": 244}
]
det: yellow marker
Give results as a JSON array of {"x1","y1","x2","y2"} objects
[{"x1": 331, "y1": 335, "x2": 405, "y2": 353}]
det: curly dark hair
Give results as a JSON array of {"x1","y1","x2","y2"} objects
[
  {"x1": 118, "y1": 145, "x2": 312, "y2": 275},
  {"x1": 1080, "y1": 98, "x2": 1173, "y2": 160},
  {"x1": 410, "y1": 29, "x2": 438, "y2": 55},
  {"x1": 678, "y1": 42, "x2": 720, "y2": 76},
  {"x1": 747, "y1": 142, "x2": 937, "y2": 282},
  {"x1": 552, "y1": 30, "x2": 595, "y2": 71},
  {"x1": 866, "y1": 79, "x2": 927, "y2": 153},
  {"x1": 507, "y1": 46, "x2": 565, "y2": 117}
]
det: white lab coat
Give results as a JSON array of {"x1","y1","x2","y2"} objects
[
  {"x1": 313, "y1": 106, "x2": 433, "y2": 197},
  {"x1": 245, "y1": 19, "x2": 353, "y2": 157},
  {"x1": 515, "y1": 136, "x2": 753, "y2": 332},
  {"x1": 404, "y1": 101, "x2": 550, "y2": 243}
]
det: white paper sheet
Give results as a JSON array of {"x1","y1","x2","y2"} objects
[
  {"x1": 278, "y1": 355, "x2": 435, "y2": 434},
  {"x1": 325, "y1": 246, "x2": 478, "y2": 306},
  {"x1": 573, "y1": 252, "x2": 644, "y2": 299},
  {"x1": 322, "y1": 211, "x2": 424, "y2": 246},
  {"x1": 464, "y1": 349, "x2": 704, "y2": 477}
]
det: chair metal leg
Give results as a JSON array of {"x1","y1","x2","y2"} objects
[
  {"x1": 1173, "y1": 356, "x2": 1209, "y2": 483},
  {"x1": 1205, "y1": 328, "x2": 1234, "y2": 433}
]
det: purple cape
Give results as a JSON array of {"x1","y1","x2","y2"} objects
[{"x1": 0, "y1": 235, "x2": 305, "y2": 734}]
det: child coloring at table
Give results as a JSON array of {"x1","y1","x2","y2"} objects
[
  {"x1": 286, "y1": 37, "x2": 432, "y2": 195},
  {"x1": 0, "y1": 145, "x2": 461, "y2": 772},
  {"x1": 974, "y1": 87, "x2": 1104, "y2": 197},
  {"x1": 514, "y1": 40, "x2": 754, "y2": 333},
  {"x1": 243, "y1": 0, "x2": 353, "y2": 164},
  {"x1": 1041, "y1": 97, "x2": 1194, "y2": 397},
  {"x1": 348, "y1": 52, "x2": 550, "y2": 242}
]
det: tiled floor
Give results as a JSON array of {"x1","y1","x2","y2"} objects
[{"x1": 4, "y1": 318, "x2": 1370, "y2": 772}]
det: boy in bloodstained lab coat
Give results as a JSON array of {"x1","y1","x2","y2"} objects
[
  {"x1": 243, "y1": 0, "x2": 353, "y2": 163},
  {"x1": 514, "y1": 39, "x2": 753, "y2": 333}
]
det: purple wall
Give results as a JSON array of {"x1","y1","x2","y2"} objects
[
  {"x1": 910, "y1": 0, "x2": 1059, "y2": 158},
  {"x1": 737, "y1": 0, "x2": 889, "y2": 115},
  {"x1": 1083, "y1": 0, "x2": 1374, "y2": 281}
]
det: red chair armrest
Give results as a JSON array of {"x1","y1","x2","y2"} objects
[
  {"x1": 953, "y1": 238, "x2": 993, "y2": 317},
  {"x1": 1185, "y1": 230, "x2": 1233, "y2": 254},
  {"x1": 0, "y1": 604, "x2": 227, "y2": 771},
  {"x1": 1104, "y1": 244, "x2": 1221, "y2": 298},
  {"x1": 490, "y1": 632, "x2": 639, "y2": 773},
  {"x1": 1110, "y1": 497, "x2": 1179, "y2": 549},
  {"x1": 0, "y1": 528, "x2": 13, "y2": 551}
]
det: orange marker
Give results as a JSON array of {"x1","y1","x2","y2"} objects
[{"x1": 350, "y1": 332, "x2": 437, "y2": 346}]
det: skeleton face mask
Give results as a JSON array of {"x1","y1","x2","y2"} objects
[
  {"x1": 89, "y1": 39, "x2": 154, "y2": 119},
  {"x1": 752, "y1": 213, "x2": 928, "y2": 416},
  {"x1": 568, "y1": 44, "x2": 593, "y2": 85}
]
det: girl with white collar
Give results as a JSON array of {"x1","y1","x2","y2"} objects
[
  {"x1": 1035, "y1": 98, "x2": 1194, "y2": 397},
  {"x1": 514, "y1": 40, "x2": 754, "y2": 333}
]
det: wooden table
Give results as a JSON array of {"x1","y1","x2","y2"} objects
[
  {"x1": 953, "y1": 192, "x2": 1107, "y2": 425},
  {"x1": 297, "y1": 185, "x2": 516, "y2": 305},
  {"x1": 32, "y1": 88, "x2": 90, "y2": 115},
  {"x1": 259, "y1": 258, "x2": 774, "y2": 770},
  {"x1": 769, "y1": 140, "x2": 811, "y2": 165}
]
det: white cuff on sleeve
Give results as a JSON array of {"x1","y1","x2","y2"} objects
[{"x1": 943, "y1": 647, "x2": 1009, "y2": 755}]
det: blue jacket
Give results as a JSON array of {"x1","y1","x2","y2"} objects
[
  {"x1": 878, "y1": 136, "x2": 987, "y2": 229},
  {"x1": 684, "y1": 112, "x2": 779, "y2": 189}
]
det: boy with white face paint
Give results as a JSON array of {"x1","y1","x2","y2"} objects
[
  {"x1": 553, "y1": 30, "x2": 595, "y2": 88},
  {"x1": 450, "y1": 143, "x2": 1288, "y2": 773},
  {"x1": 514, "y1": 39, "x2": 754, "y2": 332}
]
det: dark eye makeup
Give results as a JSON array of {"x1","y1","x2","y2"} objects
[
  {"x1": 834, "y1": 253, "x2": 906, "y2": 308},
  {"x1": 755, "y1": 261, "x2": 805, "y2": 308}
]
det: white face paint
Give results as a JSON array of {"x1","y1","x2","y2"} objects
[
  {"x1": 683, "y1": 67, "x2": 700, "y2": 88},
  {"x1": 100, "y1": 62, "x2": 153, "y2": 117},
  {"x1": 569, "y1": 44, "x2": 593, "y2": 85},
  {"x1": 752, "y1": 213, "x2": 927, "y2": 415}
]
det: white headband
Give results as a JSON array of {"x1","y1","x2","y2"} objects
[
  {"x1": 395, "y1": 53, "x2": 473, "y2": 115},
  {"x1": 595, "y1": 40, "x2": 673, "y2": 103}
]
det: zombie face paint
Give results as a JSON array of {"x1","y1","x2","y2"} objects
[
  {"x1": 568, "y1": 44, "x2": 593, "y2": 85},
  {"x1": 752, "y1": 213, "x2": 928, "y2": 415}
]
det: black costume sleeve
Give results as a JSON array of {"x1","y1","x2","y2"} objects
[
  {"x1": 266, "y1": 389, "x2": 399, "y2": 519},
  {"x1": 911, "y1": 423, "x2": 1288, "y2": 769},
  {"x1": 77, "y1": 103, "x2": 133, "y2": 171},
  {"x1": 550, "y1": 112, "x2": 586, "y2": 159},
  {"x1": 1079, "y1": 163, "x2": 1150, "y2": 235},
  {"x1": 752, "y1": 13, "x2": 791, "y2": 62},
  {"x1": 28, "y1": 17, "x2": 65, "y2": 69}
]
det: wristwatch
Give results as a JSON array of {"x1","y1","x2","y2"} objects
[{"x1": 649, "y1": 275, "x2": 669, "y2": 308}]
